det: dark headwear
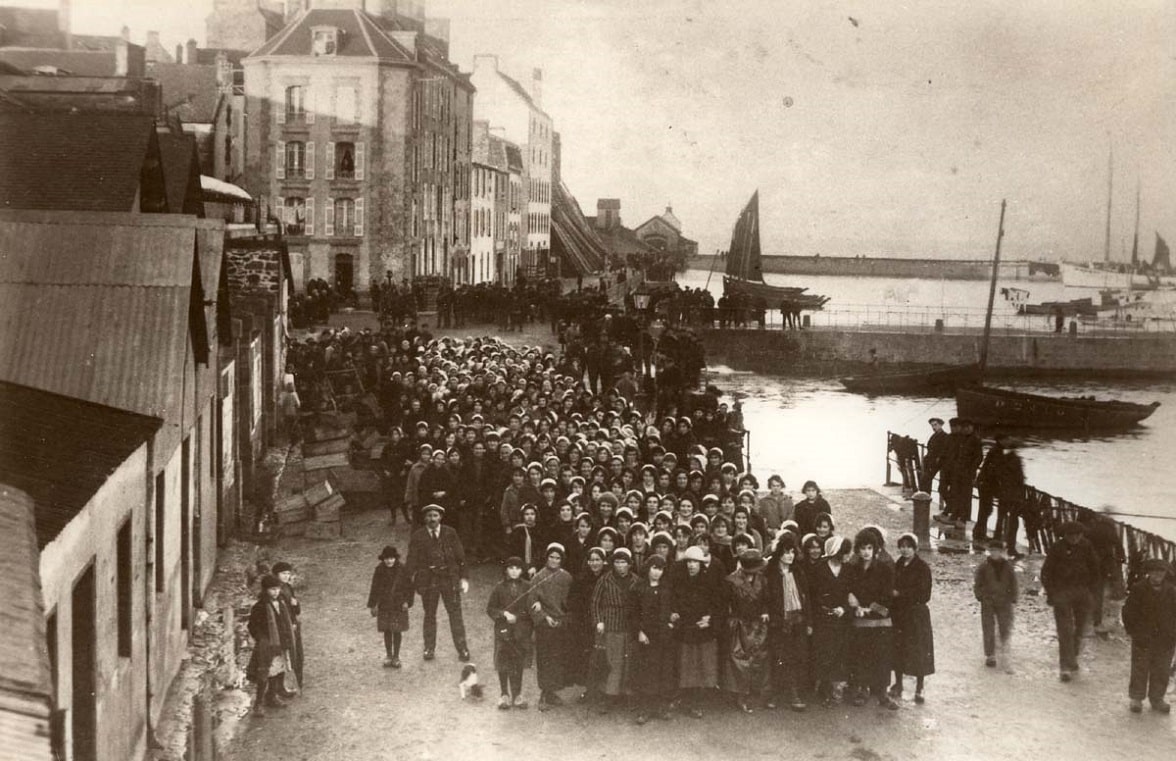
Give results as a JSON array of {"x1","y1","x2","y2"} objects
[
  {"x1": 260, "y1": 574, "x2": 281, "y2": 590},
  {"x1": 1058, "y1": 521, "x2": 1084, "y2": 536},
  {"x1": 504, "y1": 556, "x2": 525, "y2": 569},
  {"x1": 271, "y1": 561, "x2": 293, "y2": 574},
  {"x1": 1142, "y1": 558, "x2": 1170, "y2": 574},
  {"x1": 738, "y1": 549, "x2": 766, "y2": 571},
  {"x1": 378, "y1": 545, "x2": 398, "y2": 560},
  {"x1": 928, "y1": 417, "x2": 944, "y2": 425}
]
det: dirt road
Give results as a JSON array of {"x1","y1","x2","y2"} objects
[{"x1": 219, "y1": 487, "x2": 1174, "y2": 761}]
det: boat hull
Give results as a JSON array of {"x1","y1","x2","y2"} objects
[
  {"x1": 1060, "y1": 262, "x2": 1172, "y2": 290},
  {"x1": 840, "y1": 365, "x2": 980, "y2": 395},
  {"x1": 724, "y1": 276, "x2": 829, "y2": 310},
  {"x1": 956, "y1": 385, "x2": 1160, "y2": 429}
]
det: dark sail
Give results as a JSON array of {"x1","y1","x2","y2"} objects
[
  {"x1": 1154, "y1": 233, "x2": 1171, "y2": 273},
  {"x1": 724, "y1": 190, "x2": 762, "y2": 282}
]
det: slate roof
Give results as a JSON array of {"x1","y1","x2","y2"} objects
[
  {"x1": 504, "y1": 143, "x2": 523, "y2": 174},
  {"x1": 251, "y1": 8, "x2": 413, "y2": 61},
  {"x1": 0, "y1": 48, "x2": 121, "y2": 76},
  {"x1": 149, "y1": 62, "x2": 221, "y2": 123},
  {"x1": 158, "y1": 131, "x2": 205, "y2": 216},
  {"x1": 0, "y1": 110, "x2": 157, "y2": 212},
  {"x1": 0, "y1": 483, "x2": 51, "y2": 706},
  {"x1": 0, "y1": 381, "x2": 161, "y2": 549}
]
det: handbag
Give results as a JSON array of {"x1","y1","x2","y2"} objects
[{"x1": 495, "y1": 622, "x2": 516, "y2": 643}]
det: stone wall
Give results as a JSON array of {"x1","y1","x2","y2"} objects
[
  {"x1": 225, "y1": 244, "x2": 283, "y2": 294},
  {"x1": 700, "y1": 327, "x2": 1176, "y2": 378}
]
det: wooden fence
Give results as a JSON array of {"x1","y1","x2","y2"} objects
[{"x1": 886, "y1": 431, "x2": 1176, "y2": 574}]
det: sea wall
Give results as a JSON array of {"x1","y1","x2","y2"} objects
[
  {"x1": 687, "y1": 254, "x2": 1056, "y2": 281},
  {"x1": 699, "y1": 327, "x2": 1176, "y2": 378}
]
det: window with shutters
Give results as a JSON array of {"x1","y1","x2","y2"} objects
[
  {"x1": 284, "y1": 141, "x2": 306, "y2": 178},
  {"x1": 334, "y1": 198, "x2": 355, "y2": 236},
  {"x1": 283, "y1": 197, "x2": 306, "y2": 235},
  {"x1": 285, "y1": 85, "x2": 305, "y2": 123},
  {"x1": 334, "y1": 142, "x2": 355, "y2": 179}
]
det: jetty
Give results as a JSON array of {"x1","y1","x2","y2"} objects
[{"x1": 687, "y1": 253, "x2": 1060, "y2": 281}]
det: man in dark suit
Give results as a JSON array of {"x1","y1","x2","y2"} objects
[
  {"x1": 920, "y1": 417, "x2": 947, "y2": 493},
  {"x1": 405, "y1": 504, "x2": 470, "y2": 661}
]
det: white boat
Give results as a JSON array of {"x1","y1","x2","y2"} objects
[{"x1": 1060, "y1": 261, "x2": 1168, "y2": 290}]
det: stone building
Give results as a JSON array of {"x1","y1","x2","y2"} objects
[
  {"x1": 242, "y1": 1, "x2": 473, "y2": 292},
  {"x1": 469, "y1": 54, "x2": 552, "y2": 276},
  {"x1": 470, "y1": 120, "x2": 512, "y2": 284},
  {"x1": 205, "y1": 0, "x2": 286, "y2": 54},
  {"x1": 634, "y1": 204, "x2": 698, "y2": 260}
]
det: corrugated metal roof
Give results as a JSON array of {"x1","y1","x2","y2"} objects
[
  {"x1": 0, "y1": 211, "x2": 209, "y2": 421},
  {"x1": 0, "y1": 485, "x2": 51, "y2": 704},
  {"x1": 551, "y1": 181, "x2": 608, "y2": 275},
  {"x1": 0, "y1": 382, "x2": 161, "y2": 549}
]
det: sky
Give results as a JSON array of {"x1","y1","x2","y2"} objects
[{"x1": 17, "y1": 0, "x2": 1176, "y2": 261}]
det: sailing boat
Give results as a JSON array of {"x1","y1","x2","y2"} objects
[
  {"x1": 955, "y1": 200, "x2": 1160, "y2": 430},
  {"x1": 723, "y1": 191, "x2": 829, "y2": 310}
]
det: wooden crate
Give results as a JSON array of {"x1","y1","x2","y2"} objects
[
  {"x1": 273, "y1": 493, "x2": 309, "y2": 524},
  {"x1": 328, "y1": 467, "x2": 381, "y2": 493},
  {"x1": 305, "y1": 520, "x2": 342, "y2": 540},
  {"x1": 314, "y1": 493, "x2": 346, "y2": 522},
  {"x1": 303, "y1": 479, "x2": 335, "y2": 506},
  {"x1": 304, "y1": 452, "x2": 350, "y2": 471}
]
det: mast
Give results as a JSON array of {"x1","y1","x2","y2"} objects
[
  {"x1": 1130, "y1": 177, "x2": 1140, "y2": 266},
  {"x1": 1103, "y1": 143, "x2": 1113, "y2": 263},
  {"x1": 979, "y1": 199, "x2": 1007, "y2": 377}
]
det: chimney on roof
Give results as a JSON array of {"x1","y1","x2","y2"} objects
[
  {"x1": 121, "y1": 25, "x2": 131, "y2": 41},
  {"x1": 531, "y1": 68, "x2": 542, "y2": 107},
  {"x1": 596, "y1": 199, "x2": 621, "y2": 230},
  {"x1": 175, "y1": 43, "x2": 183, "y2": 62},
  {"x1": 115, "y1": 38, "x2": 128, "y2": 76},
  {"x1": 187, "y1": 38, "x2": 198, "y2": 64}
]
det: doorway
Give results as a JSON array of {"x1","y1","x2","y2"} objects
[
  {"x1": 71, "y1": 565, "x2": 97, "y2": 761},
  {"x1": 334, "y1": 253, "x2": 354, "y2": 294}
]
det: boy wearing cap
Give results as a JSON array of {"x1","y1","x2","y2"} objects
[
  {"x1": 974, "y1": 539, "x2": 1018, "y2": 670},
  {"x1": 1122, "y1": 558, "x2": 1176, "y2": 713}
]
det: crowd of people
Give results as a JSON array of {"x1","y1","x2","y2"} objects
[{"x1": 249, "y1": 307, "x2": 1176, "y2": 722}]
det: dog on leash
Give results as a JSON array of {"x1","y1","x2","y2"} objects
[{"x1": 459, "y1": 664, "x2": 483, "y2": 699}]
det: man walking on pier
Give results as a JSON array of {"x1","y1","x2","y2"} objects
[
  {"x1": 1122, "y1": 558, "x2": 1175, "y2": 714},
  {"x1": 1041, "y1": 521, "x2": 1100, "y2": 682},
  {"x1": 406, "y1": 504, "x2": 471, "y2": 662}
]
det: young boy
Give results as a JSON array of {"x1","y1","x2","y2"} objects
[
  {"x1": 1122, "y1": 558, "x2": 1175, "y2": 714},
  {"x1": 973, "y1": 539, "x2": 1018, "y2": 671}
]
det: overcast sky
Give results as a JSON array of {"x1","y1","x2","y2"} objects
[{"x1": 28, "y1": 0, "x2": 1176, "y2": 261}]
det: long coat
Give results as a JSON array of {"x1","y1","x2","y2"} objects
[
  {"x1": 486, "y1": 577, "x2": 534, "y2": 672},
  {"x1": 246, "y1": 596, "x2": 296, "y2": 683},
  {"x1": 722, "y1": 568, "x2": 771, "y2": 695},
  {"x1": 366, "y1": 562, "x2": 413, "y2": 633},
  {"x1": 809, "y1": 560, "x2": 851, "y2": 683},
  {"x1": 892, "y1": 554, "x2": 935, "y2": 677}
]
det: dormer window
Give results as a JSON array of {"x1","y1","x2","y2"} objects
[{"x1": 312, "y1": 27, "x2": 340, "y2": 57}]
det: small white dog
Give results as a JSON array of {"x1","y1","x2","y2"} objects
[{"x1": 459, "y1": 664, "x2": 483, "y2": 699}]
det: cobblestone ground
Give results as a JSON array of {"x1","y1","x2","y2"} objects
[{"x1": 220, "y1": 487, "x2": 1174, "y2": 761}]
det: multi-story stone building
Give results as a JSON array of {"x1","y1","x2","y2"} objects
[
  {"x1": 469, "y1": 55, "x2": 552, "y2": 276},
  {"x1": 471, "y1": 120, "x2": 516, "y2": 284},
  {"x1": 241, "y1": 1, "x2": 473, "y2": 292}
]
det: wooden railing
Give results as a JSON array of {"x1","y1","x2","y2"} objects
[{"x1": 886, "y1": 431, "x2": 1176, "y2": 572}]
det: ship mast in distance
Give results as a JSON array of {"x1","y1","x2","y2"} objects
[{"x1": 1103, "y1": 142, "x2": 1113, "y2": 263}]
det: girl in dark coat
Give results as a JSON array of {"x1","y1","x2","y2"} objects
[
  {"x1": 567, "y1": 547, "x2": 608, "y2": 691},
  {"x1": 847, "y1": 529, "x2": 899, "y2": 709},
  {"x1": 891, "y1": 532, "x2": 935, "y2": 703},
  {"x1": 486, "y1": 556, "x2": 535, "y2": 709},
  {"x1": 810, "y1": 536, "x2": 852, "y2": 705},
  {"x1": 766, "y1": 533, "x2": 811, "y2": 711},
  {"x1": 793, "y1": 481, "x2": 832, "y2": 538},
  {"x1": 591, "y1": 548, "x2": 638, "y2": 712},
  {"x1": 671, "y1": 545, "x2": 722, "y2": 718},
  {"x1": 630, "y1": 555, "x2": 675, "y2": 724},
  {"x1": 271, "y1": 561, "x2": 304, "y2": 691},
  {"x1": 247, "y1": 575, "x2": 298, "y2": 716},
  {"x1": 366, "y1": 545, "x2": 412, "y2": 668}
]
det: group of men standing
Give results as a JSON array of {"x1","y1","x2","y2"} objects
[{"x1": 920, "y1": 417, "x2": 1026, "y2": 551}]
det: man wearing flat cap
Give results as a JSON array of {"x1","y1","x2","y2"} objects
[
  {"x1": 1041, "y1": 520, "x2": 1100, "y2": 682},
  {"x1": 405, "y1": 503, "x2": 470, "y2": 662},
  {"x1": 1122, "y1": 558, "x2": 1175, "y2": 714}
]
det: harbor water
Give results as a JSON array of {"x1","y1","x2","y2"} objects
[{"x1": 682, "y1": 269, "x2": 1176, "y2": 542}]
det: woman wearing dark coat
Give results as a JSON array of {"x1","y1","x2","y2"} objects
[
  {"x1": 630, "y1": 555, "x2": 675, "y2": 724},
  {"x1": 809, "y1": 536, "x2": 852, "y2": 705},
  {"x1": 486, "y1": 557, "x2": 535, "y2": 709},
  {"x1": 247, "y1": 575, "x2": 298, "y2": 716},
  {"x1": 366, "y1": 545, "x2": 413, "y2": 668},
  {"x1": 847, "y1": 529, "x2": 899, "y2": 709},
  {"x1": 567, "y1": 547, "x2": 608, "y2": 690},
  {"x1": 591, "y1": 548, "x2": 638, "y2": 711},
  {"x1": 891, "y1": 533, "x2": 935, "y2": 703},
  {"x1": 671, "y1": 545, "x2": 722, "y2": 718},
  {"x1": 766, "y1": 534, "x2": 811, "y2": 711}
]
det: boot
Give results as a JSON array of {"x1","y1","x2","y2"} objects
[{"x1": 266, "y1": 677, "x2": 289, "y2": 708}]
